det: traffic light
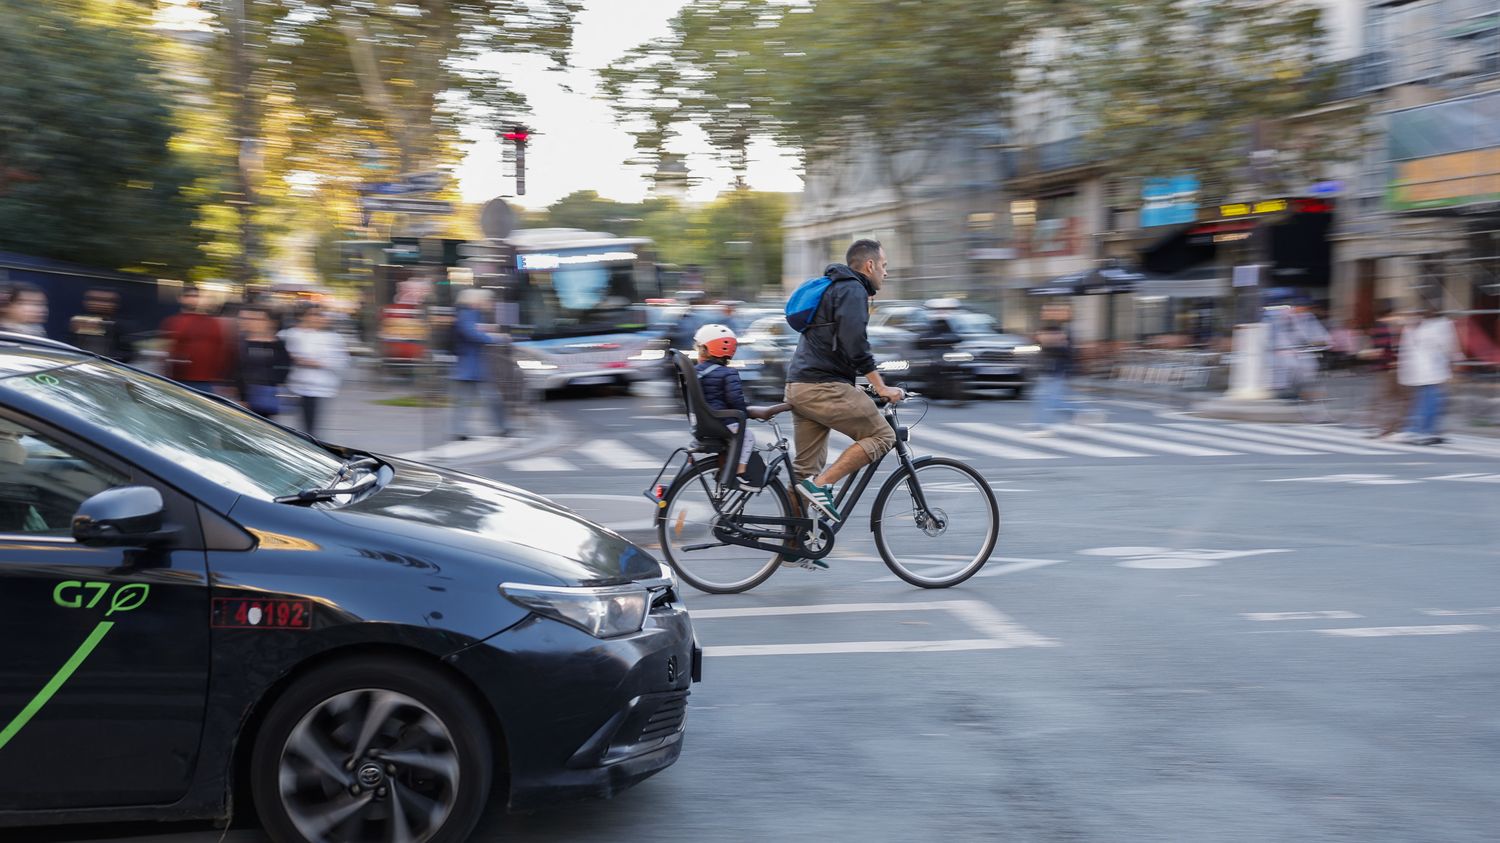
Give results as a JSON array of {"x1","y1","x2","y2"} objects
[{"x1": 501, "y1": 124, "x2": 528, "y2": 196}]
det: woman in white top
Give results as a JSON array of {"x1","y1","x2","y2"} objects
[
  {"x1": 281, "y1": 306, "x2": 350, "y2": 439},
  {"x1": 1397, "y1": 304, "x2": 1462, "y2": 445}
]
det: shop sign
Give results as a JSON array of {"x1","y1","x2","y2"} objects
[
  {"x1": 1388, "y1": 147, "x2": 1500, "y2": 212},
  {"x1": 1141, "y1": 176, "x2": 1199, "y2": 227}
]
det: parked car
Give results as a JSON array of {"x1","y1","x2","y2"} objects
[{"x1": 0, "y1": 331, "x2": 699, "y2": 842}]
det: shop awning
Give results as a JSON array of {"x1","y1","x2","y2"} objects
[{"x1": 1134, "y1": 267, "x2": 1228, "y2": 299}]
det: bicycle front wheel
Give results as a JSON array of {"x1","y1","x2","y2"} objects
[
  {"x1": 657, "y1": 460, "x2": 791, "y2": 594},
  {"x1": 873, "y1": 457, "x2": 998, "y2": 588}
]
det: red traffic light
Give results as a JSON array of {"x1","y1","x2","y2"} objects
[{"x1": 502, "y1": 129, "x2": 530, "y2": 143}]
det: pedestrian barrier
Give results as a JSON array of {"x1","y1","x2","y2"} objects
[{"x1": 1109, "y1": 350, "x2": 1225, "y2": 392}]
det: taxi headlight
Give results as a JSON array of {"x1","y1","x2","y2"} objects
[
  {"x1": 1013, "y1": 345, "x2": 1041, "y2": 355},
  {"x1": 516, "y1": 359, "x2": 559, "y2": 371},
  {"x1": 877, "y1": 359, "x2": 910, "y2": 372},
  {"x1": 500, "y1": 582, "x2": 650, "y2": 639},
  {"x1": 628, "y1": 348, "x2": 666, "y2": 361},
  {"x1": 942, "y1": 352, "x2": 974, "y2": 363}
]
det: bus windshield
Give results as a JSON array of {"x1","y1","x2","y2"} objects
[{"x1": 516, "y1": 261, "x2": 644, "y2": 340}]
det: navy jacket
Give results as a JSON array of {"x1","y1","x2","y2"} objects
[
  {"x1": 451, "y1": 307, "x2": 495, "y2": 382},
  {"x1": 786, "y1": 264, "x2": 877, "y2": 384},
  {"x1": 696, "y1": 360, "x2": 747, "y2": 414}
]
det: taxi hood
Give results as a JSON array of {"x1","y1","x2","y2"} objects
[{"x1": 334, "y1": 457, "x2": 662, "y2": 586}]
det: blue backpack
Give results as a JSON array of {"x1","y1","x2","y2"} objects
[{"x1": 784, "y1": 275, "x2": 849, "y2": 333}]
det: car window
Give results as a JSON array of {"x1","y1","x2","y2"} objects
[
  {"x1": 947, "y1": 313, "x2": 997, "y2": 334},
  {"x1": 4, "y1": 362, "x2": 344, "y2": 500},
  {"x1": 0, "y1": 419, "x2": 126, "y2": 536}
]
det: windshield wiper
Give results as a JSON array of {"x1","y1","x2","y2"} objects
[{"x1": 274, "y1": 456, "x2": 383, "y2": 506}]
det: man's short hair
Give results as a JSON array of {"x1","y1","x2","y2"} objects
[{"x1": 845, "y1": 239, "x2": 883, "y2": 268}]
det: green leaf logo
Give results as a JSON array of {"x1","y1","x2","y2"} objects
[{"x1": 106, "y1": 584, "x2": 150, "y2": 616}]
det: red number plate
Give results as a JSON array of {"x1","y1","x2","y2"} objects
[{"x1": 212, "y1": 598, "x2": 312, "y2": 630}]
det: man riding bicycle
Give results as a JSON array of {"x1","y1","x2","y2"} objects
[{"x1": 785, "y1": 239, "x2": 905, "y2": 523}]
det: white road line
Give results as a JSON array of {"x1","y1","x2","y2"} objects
[
  {"x1": 1441, "y1": 432, "x2": 1500, "y2": 459},
  {"x1": 706, "y1": 639, "x2": 1039, "y2": 657},
  {"x1": 1164, "y1": 424, "x2": 1385, "y2": 455},
  {"x1": 591, "y1": 439, "x2": 663, "y2": 469},
  {"x1": 1241, "y1": 611, "x2": 1364, "y2": 621},
  {"x1": 950, "y1": 422, "x2": 1145, "y2": 458},
  {"x1": 1418, "y1": 607, "x2": 1500, "y2": 617},
  {"x1": 863, "y1": 557, "x2": 1065, "y2": 583},
  {"x1": 691, "y1": 601, "x2": 963, "y2": 619},
  {"x1": 1244, "y1": 424, "x2": 1470, "y2": 456},
  {"x1": 1060, "y1": 425, "x2": 1238, "y2": 457},
  {"x1": 691, "y1": 600, "x2": 1059, "y2": 650},
  {"x1": 1106, "y1": 423, "x2": 1319, "y2": 455},
  {"x1": 637, "y1": 429, "x2": 692, "y2": 448},
  {"x1": 507, "y1": 456, "x2": 576, "y2": 472},
  {"x1": 1316, "y1": 624, "x2": 1489, "y2": 637},
  {"x1": 918, "y1": 426, "x2": 1060, "y2": 460}
]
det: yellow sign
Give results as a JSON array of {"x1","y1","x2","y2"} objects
[
  {"x1": 1219, "y1": 199, "x2": 1289, "y2": 217},
  {"x1": 1390, "y1": 148, "x2": 1500, "y2": 211}
]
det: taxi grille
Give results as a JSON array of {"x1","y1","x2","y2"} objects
[{"x1": 978, "y1": 349, "x2": 1014, "y2": 363}]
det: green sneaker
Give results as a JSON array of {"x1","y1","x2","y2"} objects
[{"x1": 796, "y1": 478, "x2": 842, "y2": 522}]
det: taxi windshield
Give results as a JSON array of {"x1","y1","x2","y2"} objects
[{"x1": 4, "y1": 361, "x2": 344, "y2": 500}]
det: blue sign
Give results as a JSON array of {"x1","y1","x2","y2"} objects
[
  {"x1": 1141, "y1": 176, "x2": 1200, "y2": 227},
  {"x1": 1309, "y1": 180, "x2": 1345, "y2": 197}
]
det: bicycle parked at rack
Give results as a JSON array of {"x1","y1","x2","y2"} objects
[{"x1": 644, "y1": 352, "x2": 999, "y2": 594}]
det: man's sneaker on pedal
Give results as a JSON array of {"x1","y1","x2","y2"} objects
[
  {"x1": 796, "y1": 478, "x2": 842, "y2": 522},
  {"x1": 781, "y1": 557, "x2": 829, "y2": 571}
]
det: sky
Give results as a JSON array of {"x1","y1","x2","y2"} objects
[{"x1": 456, "y1": 0, "x2": 803, "y2": 210}]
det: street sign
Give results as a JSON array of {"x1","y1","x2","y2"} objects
[
  {"x1": 362, "y1": 171, "x2": 447, "y2": 196},
  {"x1": 480, "y1": 198, "x2": 517, "y2": 239},
  {"x1": 360, "y1": 197, "x2": 453, "y2": 215}
]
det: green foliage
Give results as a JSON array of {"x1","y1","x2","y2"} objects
[
  {"x1": 528, "y1": 189, "x2": 789, "y2": 296},
  {"x1": 1048, "y1": 0, "x2": 1348, "y2": 199},
  {"x1": 0, "y1": 0, "x2": 201, "y2": 275}
]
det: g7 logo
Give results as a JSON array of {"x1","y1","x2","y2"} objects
[{"x1": 53, "y1": 581, "x2": 150, "y2": 616}]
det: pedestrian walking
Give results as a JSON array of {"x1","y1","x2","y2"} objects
[
  {"x1": 1359, "y1": 301, "x2": 1407, "y2": 438},
  {"x1": 0, "y1": 282, "x2": 48, "y2": 337},
  {"x1": 161, "y1": 286, "x2": 231, "y2": 392},
  {"x1": 68, "y1": 288, "x2": 136, "y2": 362},
  {"x1": 1396, "y1": 303, "x2": 1463, "y2": 445},
  {"x1": 449, "y1": 288, "x2": 509, "y2": 440},
  {"x1": 1029, "y1": 322, "x2": 1075, "y2": 435},
  {"x1": 283, "y1": 305, "x2": 349, "y2": 439},
  {"x1": 234, "y1": 305, "x2": 291, "y2": 419}
]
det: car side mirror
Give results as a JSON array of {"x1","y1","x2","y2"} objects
[{"x1": 72, "y1": 486, "x2": 178, "y2": 547}]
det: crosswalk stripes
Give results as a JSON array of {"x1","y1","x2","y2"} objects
[
  {"x1": 592, "y1": 439, "x2": 664, "y2": 470},
  {"x1": 1057, "y1": 424, "x2": 1238, "y2": 457},
  {"x1": 500, "y1": 419, "x2": 1500, "y2": 473},
  {"x1": 1162, "y1": 423, "x2": 1388, "y2": 455},
  {"x1": 1238, "y1": 423, "x2": 1470, "y2": 456},
  {"x1": 1103, "y1": 423, "x2": 1320, "y2": 456},
  {"x1": 950, "y1": 422, "x2": 1143, "y2": 458},
  {"x1": 917, "y1": 426, "x2": 1059, "y2": 460}
]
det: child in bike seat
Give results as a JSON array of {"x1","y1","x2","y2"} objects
[{"x1": 694, "y1": 323, "x2": 764, "y2": 487}]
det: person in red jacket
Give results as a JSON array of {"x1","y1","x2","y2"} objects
[{"x1": 160, "y1": 286, "x2": 230, "y2": 392}]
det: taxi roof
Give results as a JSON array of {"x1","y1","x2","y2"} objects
[{"x1": 0, "y1": 335, "x2": 87, "y2": 379}]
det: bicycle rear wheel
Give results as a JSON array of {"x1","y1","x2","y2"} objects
[
  {"x1": 657, "y1": 460, "x2": 791, "y2": 594},
  {"x1": 872, "y1": 457, "x2": 998, "y2": 588}
]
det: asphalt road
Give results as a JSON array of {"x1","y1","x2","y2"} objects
[{"x1": 40, "y1": 388, "x2": 1500, "y2": 842}]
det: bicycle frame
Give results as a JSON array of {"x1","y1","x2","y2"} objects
[{"x1": 650, "y1": 401, "x2": 936, "y2": 562}]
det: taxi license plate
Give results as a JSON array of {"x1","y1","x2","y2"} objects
[
  {"x1": 978, "y1": 366, "x2": 1020, "y2": 376},
  {"x1": 571, "y1": 376, "x2": 614, "y2": 386}
]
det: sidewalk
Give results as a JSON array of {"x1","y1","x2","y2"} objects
[{"x1": 315, "y1": 377, "x2": 568, "y2": 467}]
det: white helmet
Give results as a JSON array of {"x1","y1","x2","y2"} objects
[{"x1": 693, "y1": 323, "x2": 738, "y2": 358}]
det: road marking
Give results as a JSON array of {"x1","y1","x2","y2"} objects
[
  {"x1": 1419, "y1": 607, "x2": 1500, "y2": 617},
  {"x1": 694, "y1": 600, "x2": 1058, "y2": 656},
  {"x1": 1079, "y1": 546, "x2": 1291, "y2": 569},
  {"x1": 950, "y1": 422, "x2": 1144, "y2": 458},
  {"x1": 507, "y1": 456, "x2": 576, "y2": 472},
  {"x1": 1106, "y1": 422, "x2": 1318, "y2": 455},
  {"x1": 1165, "y1": 423, "x2": 1385, "y2": 455},
  {"x1": 863, "y1": 557, "x2": 1065, "y2": 583},
  {"x1": 591, "y1": 439, "x2": 663, "y2": 469},
  {"x1": 1241, "y1": 611, "x2": 1363, "y2": 621},
  {"x1": 1059, "y1": 425, "x2": 1238, "y2": 456},
  {"x1": 1316, "y1": 624, "x2": 1489, "y2": 637},
  {"x1": 1249, "y1": 424, "x2": 1470, "y2": 456},
  {"x1": 1263, "y1": 473, "x2": 1422, "y2": 486},
  {"x1": 1441, "y1": 433, "x2": 1500, "y2": 458},
  {"x1": 917, "y1": 426, "x2": 1059, "y2": 460}
]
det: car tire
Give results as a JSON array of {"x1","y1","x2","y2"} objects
[
  {"x1": 1010, "y1": 386, "x2": 1028, "y2": 400},
  {"x1": 251, "y1": 656, "x2": 494, "y2": 843}
]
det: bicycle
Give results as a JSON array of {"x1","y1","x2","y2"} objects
[
  {"x1": 1288, "y1": 348, "x2": 1371, "y2": 426},
  {"x1": 644, "y1": 352, "x2": 999, "y2": 594}
]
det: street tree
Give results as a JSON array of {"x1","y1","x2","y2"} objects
[
  {"x1": 1046, "y1": 0, "x2": 1354, "y2": 203},
  {"x1": 603, "y1": 0, "x2": 1039, "y2": 269},
  {"x1": 0, "y1": 0, "x2": 201, "y2": 276}
]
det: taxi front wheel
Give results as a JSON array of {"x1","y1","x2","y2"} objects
[{"x1": 250, "y1": 655, "x2": 494, "y2": 843}]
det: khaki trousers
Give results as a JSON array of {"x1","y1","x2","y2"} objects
[{"x1": 784, "y1": 381, "x2": 896, "y2": 483}]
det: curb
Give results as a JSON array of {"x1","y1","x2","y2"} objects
[{"x1": 394, "y1": 410, "x2": 571, "y2": 467}]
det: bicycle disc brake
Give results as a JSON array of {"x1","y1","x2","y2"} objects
[{"x1": 913, "y1": 506, "x2": 948, "y2": 537}]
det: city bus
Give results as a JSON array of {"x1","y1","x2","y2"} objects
[{"x1": 462, "y1": 229, "x2": 667, "y2": 392}]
